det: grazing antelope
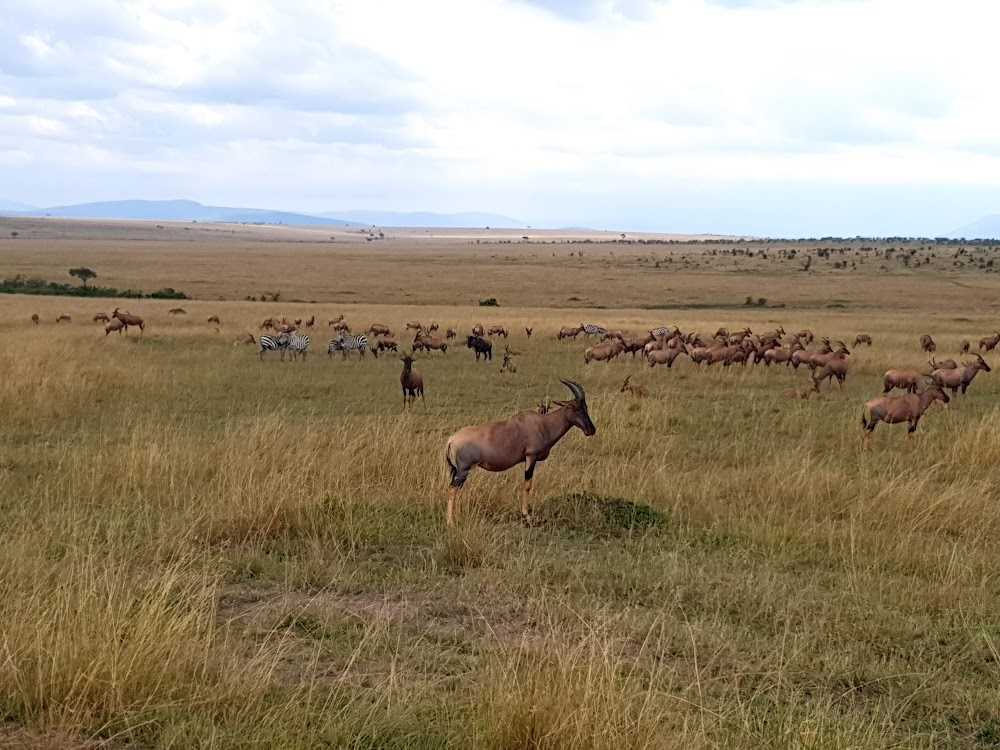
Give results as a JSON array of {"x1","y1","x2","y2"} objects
[
  {"x1": 400, "y1": 352, "x2": 424, "y2": 411},
  {"x1": 979, "y1": 332, "x2": 1000, "y2": 352},
  {"x1": 56, "y1": 314, "x2": 71, "y2": 323},
  {"x1": 413, "y1": 333, "x2": 448, "y2": 354},
  {"x1": 445, "y1": 380, "x2": 595, "y2": 526},
  {"x1": 929, "y1": 357, "x2": 958, "y2": 371},
  {"x1": 620, "y1": 376, "x2": 648, "y2": 397},
  {"x1": 862, "y1": 382, "x2": 949, "y2": 447},
  {"x1": 368, "y1": 323, "x2": 391, "y2": 336},
  {"x1": 207, "y1": 315, "x2": 220, "y2": 324},
  {"x1": 853, "y1": 334, "x2": 873, "y2": 347},
  {"x1": 105, "y1": 319, "x2": 126, "y2": 336},
  {"x1": 112, "y1": 308, "x2": 144, "y2": 335},
  {"x1": 332, "y1": 319, "x2": 350, "y2": 333},
  {"x1": 373, "y1": 335, "x2": 398, "y2": 354},
  {"x1": 168, "y1": 308, "x2": 186, "y2": 315},
  {"x1": 428, "y1": 322, "x2": 440, "y2": 333},
  {"x1": 487, "y1": 325, "x2": 508, "y2": 338},
  {"x1": 557, "y1": 325, "x2": 583, "y2": 340},
  {"x1": 883, "y1": 368, "x2": 925, "y2": 394},
  {"x1": 584, "y1": 340, "x2": 624, "y2": 364},
  {"x1": 31, "y1": 314, "x2": 39, "y2": 325},
  {"x1": 931, "y1": 355, "x2": 992, "y2": 395},
  {"x1": 919, "y1": 334, "x2": 936, "y2": 353},
  {"x1": 960, "y1": 340, "x2": 971, "y2": 354},
  {"x1": 405, "y1": 321, "x2": 423, "y2": 332},
  {"x1": 234, "y1": 333, "x2": 256, "y2": 346},
  {"x1": 445, "y1": 327, "x2": 457, "y2": 339},
  {"x1": 472, "y1": 323, "x2": 485, "y2": 337},
  {"x1": 93, "y1": 313, "x2": 110, "y2": 323}
]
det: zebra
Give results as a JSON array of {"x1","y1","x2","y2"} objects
[
  {"x1": 328, "y1": 332, "x2": 369, "y2": 360},
  {"x1": 259, "y1": 332, "x2": 291, "y2": 360},
  {"x1": 651, "y1": 327, "x2": 671, "y2": 338},
  {"x1": 287, "y1": 333, "x2": 310, "y2": 361},
  {"x1": 581, "y1": 324, "x2": 607, "y2": 338}
]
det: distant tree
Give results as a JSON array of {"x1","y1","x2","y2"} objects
[
  {"x1": 69, "y1": 267, "x2": 97, "y2": 288},
  {"x1": 10, "y1": 231, "x2": 18, "y2": 239}
]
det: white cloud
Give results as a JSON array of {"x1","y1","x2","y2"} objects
[{"x1": 1, "y1": 0, "x2": 999, "y2": 234}]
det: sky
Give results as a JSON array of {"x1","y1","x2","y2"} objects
[{"x1": 2, "y1": 0, "x2": 1000, "y2": 236}]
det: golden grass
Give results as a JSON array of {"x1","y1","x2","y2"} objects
[{"x1": 2, "y1": 233, "x2": 1000, "y2": 747}]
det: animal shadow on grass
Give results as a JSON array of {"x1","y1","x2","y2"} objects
[{"x1": 537, "y1": 492, "x2": 665, "y2": 538}]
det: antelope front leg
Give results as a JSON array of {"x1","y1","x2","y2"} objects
[{"x1": 522, "y1": 459, "x2": 536, "y2": 524}]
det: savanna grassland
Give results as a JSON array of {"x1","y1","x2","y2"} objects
[{"x1": 2, "y1": 219, "x2": 1000, "y2": 749}]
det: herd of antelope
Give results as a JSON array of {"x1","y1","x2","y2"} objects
[{"x1": 28, "y1": 307, "x2": 996, "y2": 525}]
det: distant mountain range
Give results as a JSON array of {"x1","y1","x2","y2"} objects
[
  {"x1": 949, "y1": 215, "x2": 1000, "y2": 240},
  {"x1": 318, "y1": 210, "x2": 528, "y2": 229},
  {"x1": 0, "y1": 199, "x2": 529, "y2": 229}
]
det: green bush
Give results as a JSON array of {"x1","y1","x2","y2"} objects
[{"x1": 0, "y1": 275, "x2": 188, "y2": 299}]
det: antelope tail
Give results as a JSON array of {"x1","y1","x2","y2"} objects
[{"x1": 445, "y1": 441, "x2": 458, "y2": 482}]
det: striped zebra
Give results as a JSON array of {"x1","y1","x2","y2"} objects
[
  {"x1": 650, "y1": 327, "x2": 671, "y2": 338},
  {"x1": 581, "y1": 324, "x2": 607, "y2": 338},
  {"x1": 259, "y1": 332, "x2": 290, "y2": 360},
  {"x1": 287, "y1": 333, "x2": 310, "y2": 361},
  {"x1": 328, "y1": 332, "x2": 369, "y2": 360}
]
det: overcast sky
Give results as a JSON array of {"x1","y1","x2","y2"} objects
[{"x1": 2, "y1": 0, "x2": 999, "y2": 235}]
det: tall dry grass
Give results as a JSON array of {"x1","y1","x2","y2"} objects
[{"x1": 1, "y1": 292, "x2": 1000, "y2": 747}]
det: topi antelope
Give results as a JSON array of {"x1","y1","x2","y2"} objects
[
  {"x1": 930, "y1": 355, "x2": 992, "y2": 396},
  {"x1": 620, "y1": 376, "x2": 648, "y2": 397},
  {"x1": 445, "y1": 380, "x2": 595, "y2": 526},
  {"x1": 979, "y1": 332, "x2": 1000, "y2": 352},
  {"x1": 883, "y1": 368, "x2": 925, "y2": 394},
  {"x1": 31, "y1": 313, "x2": 39, "y2": 325},
  {"x1": 93, "y1": 313, "x2": 110, "y2": 323},
  {"x1": 525, "y1": 326, "x2": 533, "y2": 339},
  {"x1": 112, "y1": 308, "x2": 144, "y2": 335},
  {"x1": 400, "y1": 352, "x2": 424, "y2": 411},
  {"x1": 445, "y1": 327, "x2": 457, "y2": 339},
  {"x1": 853, "y1": 334, "x2": 873, "y2": 346},
  {"x1": 105, "y1": 319, "x2": 125, "y2": 336},
  {"x1": 56, "y1": 314, "x2": 71, "y2": 323},
  {"x1": 919, "y1": 334, "x2": 936, "y2": 353},
  {"x1": 960, "y1": 340, "x2": 971, "y2": 354},
  {"x1": 862, "y1": 381, "x2": 949, "y2": 447}
]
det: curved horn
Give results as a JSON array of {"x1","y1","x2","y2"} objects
[{"x1": 560, "y1": 379, "x2": 586, "y2": 403}]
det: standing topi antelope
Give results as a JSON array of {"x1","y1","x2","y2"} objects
[
  {"x1": 930, "y1": 355, "x2": 992, "y2": 396},
  {"x1": 960, "y1": 340, "x2": 971, "y2": 354},
  {"x1": 525, "y1": 326, "x2": 533, "y2": 339},
  {"x1": 979, "y1": 332, "x2": 1000, "y2": 352},
  {"x1": 105, "y1": 319, "x2": 125, "y2": 336},
  {"x1": 862, "y1": 381, "x2": 949, "y2": 447},
  {"x1": 112, "y1": 308, "x2": 144, "y2": 336},
  {"x1": 400, "y1": 352, "x2": 424, "y2": 411},
  {"x1": 31, "y1": 314, "x2": 39, "y2": 325},
  {"x1": 445, "y1": 380, "x2": 596, "y2": 526}
]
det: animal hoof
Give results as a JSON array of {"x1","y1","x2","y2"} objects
[{"x1": 521, "y1": 513, "x2": 534, "y2": 527}]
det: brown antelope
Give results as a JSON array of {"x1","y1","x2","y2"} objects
[
  {"x1": 234, "y1": 333, "x2": 256, "y2": 346},
  {"x1": 525, "y1": 326, "x2": 533, "y2": 339},
  {"x1": 853, "y1": 334, "x2": 873, "y2": 346},
  {"x1": 405, "y1": 321, "x2": 423, "y2": 332},
  {"x1": 105, "y1": 318, "x2": 126, "y2": 336},
  {"x1": 813, "y1": 358, "x2": 848, "y2": 388},
  {"x1": 207, "y1": 315, "x2": 221, "y2": 324},
  {"x1": 960, "y1": 340, "x2": 971, "y2": 354},
  {"x1": 368, "y1": 323, "x2": 391, "y2": 336},
  {"x1": 862, "y1": 382, "x2": 949, "y2": 447},
  {"x1": 931, "y1": 355, "x2": 992, "y2": 395},
  {"x1": 648, "y1": 347, "x2": 687, "y2": 368},
  {"x1": 928, "y1": 357, "x2": 958, "y2": 370},
  {"x1": 328, "y1": 314, "x2": 345, "y2": 327},
  {"x1": 168, "y1": 308, "x2": 186, "y2": 315},
  {"x1": 557, "y1": 325, "x2": 582, "y2": 340},
  {"x1": 413, "y1": 332, "x2": 448, "y2": 354},
  {"x1": 584, "y1": 340, "x2": 624, "y2": 363},
  {"x1": 56, "y1": 314, "x2": 71, "y2": 323},
  {"x1": 31, "y1": 314, "x2": 39, "y2": 325},
  {"x1": 472, "y1": 323, "x2": 485, "y2": 337},
  {"x1": 620, "y1": 376, "x2": 648, "y2": 397},
  {"x1": 374, "y1": 336, "x2": 398, "y2": 354},
  {"x1": 883, "y1": 368, "x2": 925, "y2": 394},
  {"x1": 445, "y1": 327, "x2": 457, "y2": 339},
  {"x1": 400, "y1": 352, "x2": 424, "y2": 411},
  {"x1": 332, "y1": 319, "x2": 350, "y2": 333},
  {"x1": 93, "y1": 313, "x2": 110, "y2": 323},
  {"x1": 782, "y1": 381, "x2": 821, "y2": 399},
  {"x1": 500, "y1": 346, "x2": 517, "y2": 373},
  {"x1": 445, "y1": 380, "x2": 595, "y2": 526},
  {"x1": 112, "y1": 308, "x2": 144, "y2": 335},
  {"x1": 919, "y1": 334, "x2": 936, "y2": 353},
  {"x1": 487, "y1": 325, "x2": 508, "y2": 338},
  {"x1": 979, "y1": 332, "x2": 1000, "y2": 352},
  {"x1": 305, "y1": 316, "x2": 315, "y2": 328},
  {"x1": 428, "y1": 322, "x2": 440, "y2": 333}
]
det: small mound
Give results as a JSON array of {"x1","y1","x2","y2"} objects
[{"x1": 540, "y1": 492, "x2": 665, "y2": 536}]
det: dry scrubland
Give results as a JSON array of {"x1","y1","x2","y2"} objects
[{"x1": 3, "y1": 220, "x2": 1000, "y2": 748}]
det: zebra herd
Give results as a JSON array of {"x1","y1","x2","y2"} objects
[{"x1": 259, "y1": 331, "x2": 370, "y2": 361}]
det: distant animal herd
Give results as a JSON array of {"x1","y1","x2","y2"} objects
[{"x1": 31, "y1": 309, "x2": 996, "y2": 524}]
